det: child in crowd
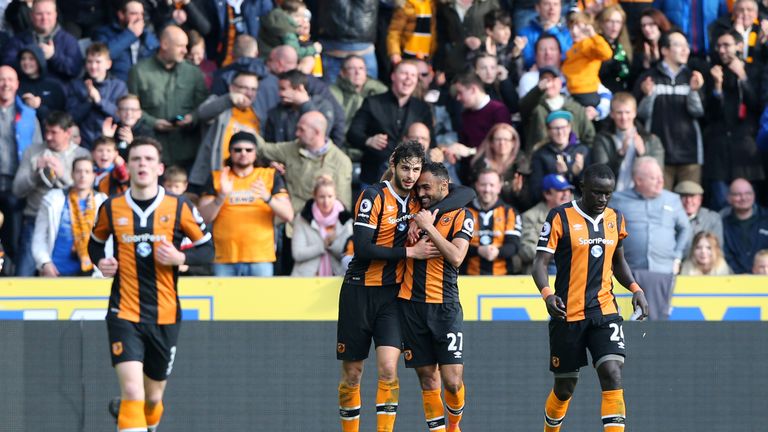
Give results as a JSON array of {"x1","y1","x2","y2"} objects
[
  {"x1": 67, "y1": 43, "x2": 128, "y2": 149},
  {"x1": 561, "y1": 12, "x2": 612, "y2": 108},
  {"x1": 295, "y1": 8, "x2": 322, "y2": 77},
  {"x1": 259, "y1": 0, "x2": 322, "y2": 62},
  {"x1": 92, "y1": 137, "x2": 129, "y2": 197},
  {"x1": 481, "y1": 9, "x2": 526, "y2": 74},
  {"x1": 187, "y1": 29, "x2": 217, "y2": 90},
  {"x1": 163, "y1": 166, "x2": 191, "y2": 273}
]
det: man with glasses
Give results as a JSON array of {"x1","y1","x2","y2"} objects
[
  {"x1": 721, "y1": 178, "x2": 768, "y2": 274},
  {"x1": 529, "y1": 110, "x2": 589, "y2": 202},
  {"x1": 197, "y1": 131, "x2": 294, "y2": 276},
  {"x1": 188, "y1": 71, "x2": 260, "y2": 195},
  {"x1": 103, "y1": 94, "x2": 154, "y2": 156}
]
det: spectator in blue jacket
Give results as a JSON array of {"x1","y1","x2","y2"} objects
[
  {"x1": 721, "y1": 178, "x2": 768, "y2": 274},
  {"x1": 518, "y1": 0, "x2": 573, "y2": 69},
  {"x1": 2, "y1": 0, "x2": 83, "y2": 84},
  {"x1": 66, "y1": 43, "x2": 128, "y2": 149},
  {"x1": 653, "y1": 0, "x2": 728, "y2": 56},
  {"x1": 92, "y1": 0, "x2": 160, "y2": 83}
]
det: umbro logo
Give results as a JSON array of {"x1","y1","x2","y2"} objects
[
  {"x1": 387, "y1": 205, "x2": 395, "y2": 211},
  {"x1": 453, "y1": 351, "x2": 462, "y2": 359},
  {"x1": 117, "y1": 217, "x2": 129, "y2": 226},
  {"x1": 572, "y1": 223, "x2": 583, "y2": 231}
]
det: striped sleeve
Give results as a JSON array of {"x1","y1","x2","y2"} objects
[{"x1": 536, "y1": 208, "x2": 563, "y2": 254}]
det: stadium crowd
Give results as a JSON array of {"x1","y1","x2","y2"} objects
[{"x1": 0, "y1": 0, "x2": 766, "y2": 280}]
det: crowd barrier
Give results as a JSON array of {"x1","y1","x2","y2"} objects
[{"x1": 0, "y1": 275, "x2": 766, "y2": 321}]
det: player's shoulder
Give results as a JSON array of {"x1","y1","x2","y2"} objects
[{"x1": 360, "y1": 182, "x2": 389, "y2": 199}]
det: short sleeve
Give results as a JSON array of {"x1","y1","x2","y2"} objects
[
  {"x1": 453, "y1": 209, "x2": 474, "y2": 241},
  {"x1": 91, "y1": 200, "x2": 112, "y2": 243},
  {"x1": 179, "y1": 198, "x2": 212, "y2": 246},
  {"x1": 353, "y1": 187, "x2": 381, "y2": 229},
  {"x1": 536, "y1": 208, "x2": 563, "y2": 254}
]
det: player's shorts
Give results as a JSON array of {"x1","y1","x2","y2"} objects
[
  {"x1": 548, "y1": 314, "x2": 626, "y2": 375},
  {"x1": 336, "y1": 282, "x2": 401, "y2": 361},
  {"x1": 106, "y1": 314, "x2": 181, "y2": 381},
  {"x1": 398, "y1": 299, "x2": 464, "y2": 368}
]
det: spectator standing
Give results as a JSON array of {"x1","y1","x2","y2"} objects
[
  {"x1": 5, "y1": 0, "x2": 33, "y2": 35},
  {"x1": 610, "y1": 157, "x2": 691, "y2": 320},
  {"x1": 679, "y1": 231, "x2": 731, "y2": 275},
  {"x1": 347, "y1": 60, "x2": 432, "y2": 187},
  {"x1": 529, "y1": 110, "x2": 589, "y2": 199},
  {"x1": 0, "y1": 66, "x2": 42, "y2": 268},
  {"x1": 92, "y1": 0, "x2": 159, "y2": 83},
  {"x1": 704, "y1": 29, "x2": 765, "y2": 210},
  {"x1": 464, "y1": 168, "x2": 522, "y2": 275},
  {"x1": 15, "y1": 44, "x2": 66, "y2": 123},
  {"x1": 316, "y1": 0, "x2": 379, "y2": 82},
  {"x1": 257, "y1": 111, "x2": 353, "y2": 213},
  {"x1": 187, "y1": 29, "x2": 218, "y2": 90},
  {"x1": 453, "y1": 72, "x2": 511, "y2": 149},
  {"x1": 518, "y1": 0, "x2": 572, "y2": 69},
  {"x1": 204, "y1": 0, "x2": 272, "y2": 67},
  {"x1": 66, "y1": 43, "x2": 128, "y2": 149},
  {"x1": 329, "y1": 55, "x2": 388, "y2": 138},
  {"x1": 629, "y1": 8, "x2": 671, "y2": 83},
  {"x1": 673, "y1": 180, "x2": 723, "y2": 248},
  {"x1": 591, "y1": 92, "x2": 664, "y2": 192},
  {"x1": 189, "y1": 71, "x2": 260, "y2": 192},
  {"x1": 198, "y1": 131, "x2": 293, "y2": 276},
  {"x1": 127, "y1": 25, "x2": 208, "y2": 170},
  {"x1": 12, "y1": 111, "x2": 90, "y2": 276},
  {"x1": 635, "y1": 30, "x2": 705, "y2": 190},
  {"x1": 519, "y1": 173, "x2": 572, "y2": 274},
  {"x1": 265, "y1": 69, "x2": 343, "y2": 145},
  {"x1": 291, "y1": 174, "x2": 353, "y2": 276},
  {"x1": 146, "y1": 0, "x2": 211, "y2": 38},
  {"x1": 721, "y1": 178, "x2": 768, "y2": 274},
  {"x1": 654, "y1": 0, "x2": 729, "y2": 57},
  {"x1": 3, "y1": 0, "x2": 83, "y2": 84},
  {"x1": 32, "y1": 157, "x2": 107, "y2": 276},
  {"x1": 595, "y1": 5, "x2": 633, "y2": 94}
]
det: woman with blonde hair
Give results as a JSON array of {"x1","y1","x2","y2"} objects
[
  {"x1": 680, "y1": 231, "x2": 732, "y2": 276},
  {"x1": 595, "y1": 4, "x2": 633, "y2": 93},
  {"x1": 291, "y1": 174, "x2": 353, "y2": 276}
]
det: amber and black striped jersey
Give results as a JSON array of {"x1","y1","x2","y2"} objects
[
  {"x1": 465, "y1": 199, "x2": 521, "y2": 275},
  {"x1": 399, "y1": 208, "x2": 474, "y2": 303},
  {"x1": 91, "y1": 187, "x2": 211, "y2": 324},
  {"x1": 97, "y1": 174, "x2": 128, "y2": 197},
  {"x1": 345, "y1": 181, "x2": 419, "y2": 286},
  {"x1": 536, "y1": 201, "x2": 628, "y2": 322}
]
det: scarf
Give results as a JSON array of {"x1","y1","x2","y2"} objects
[
  {"x1": 69, "y1": 189, "x2": 96, "y2": 272},
  {"x1": 311, "y1": 200, "x2": 344, "y2": 276}
]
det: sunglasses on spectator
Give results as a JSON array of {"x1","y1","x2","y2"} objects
[{"x1": 231, "y1": 147, "x2": 255, "y2": 153}]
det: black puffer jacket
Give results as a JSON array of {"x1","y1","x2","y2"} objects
[{"x1": 317, "y1": 0, "x2": 378, "y2": 43}]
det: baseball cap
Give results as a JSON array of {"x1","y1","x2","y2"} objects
[
  {"x1": 539, "y1": 65, "x2": 560, "y2": 78},
  {"x1": 542, "y1": 174, "x2": 574, "y2": 192},
  {"x1": 673, "y1": 180, "x2": 704, "y2": 195},
  {"x1": 229, "y1": 131, "x2": 258, "y2": 148},
  {"x1": 546, "y1": 110, "x2": 573, "y2": 125}
]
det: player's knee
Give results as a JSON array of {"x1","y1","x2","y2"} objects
[
  {"x1": 443, "y1": 379, "x2": 463, "y2": 395},
  {"x1": 553, "y1": 379, "x2": 577, "y2": 400},
  {"x1": 597, "y1": 364, "x2": 623, "y2": 390},
  {"x1": 145, "y1": 396, "x2": 163, "y2": 409},
  {"x1": 341, "y1": 363, "x2": 364, "y2": 385},
  {"x1": 377, "y1": 365, "x2": 397, "y2": 382},
  {"x1": 121, "y1": 381, "x2": 145, "y2": 400},
  {"x1": 418, "y1": 373, "x2": 441, "y2": 390}
]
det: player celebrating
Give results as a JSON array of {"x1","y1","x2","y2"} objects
[
  {"x1": 337, "y1": 142, "x2": 472, "y2": 432},
  {"x1": 89, "y1": 137, "x2": 213, "y2": 432},
  {"x1": 532, "y1": 163, "x2": 649, "y2": 432},
  {"x1": 399, "y1": 162, "x2": 473, "y2": 432}
]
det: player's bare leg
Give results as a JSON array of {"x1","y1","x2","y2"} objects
[
  {"x1": 597, "y1": 359, "x2": 625, "y2": 432},
  {"x1": 143, "y1": 375, "x2": 168, "y2": 432},
  {"x1": 544, "y1": 376, "x2": 577, "y2": 432},
  {"x1": 116, "y1": 361, "x2": 147, "y2": 432},
  {"x1": 375, "y1": 346, "x2": 401, "y2": 432},
  {"x1": 339, "y1": 360, "x2": 363, "y2": 432},
  {"x1": 415, "y1": 364, "x2": 463, "y2": 432}
]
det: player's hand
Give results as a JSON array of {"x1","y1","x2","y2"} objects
[
  {"x1": 414, "y1": 209, "x2": 438, "y2": 230},
  {"x1": 406, "y1": 221, "x2": 421, "y2": 245},
  {"x1": 406, "y1": 236, "x2": 440, "y2": 260},
  {"x1": 631, "y1": 290, "x2": 649, "y2": 320},
  {"x1": 41, "y1": 262, "x2": 60, "y2": 277},
  {"x1": 156, "y1": 240, "x2": 185, "y2": 266},
  {"x1": 545, "y1": 294, "x2": 567, "y2": 320},
  {"x1": 98, "y1": 257, "x2": 119, "y2": 277}
]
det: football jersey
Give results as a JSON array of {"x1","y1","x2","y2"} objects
[
  {"x1": 91, "y1": 187, "x2": 211, "y2": 324},
  {"x1": 536, "y1": 201, "x2": 628, "y2": 322}
]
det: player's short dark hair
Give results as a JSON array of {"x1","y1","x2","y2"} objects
[
  {"x1": 44, "y1": 111, "x2": 74, "y2": 130},
  {"x1": 391, "y1": 140, "x2": 426, "y2": 168},
  {"x1": 127, "y1": 136, "x2": 163, "y2": 159},
  {"x1": 484, "y1": 9, "x2": 512, "y2": 30},
  {"x1": 277, "y1": 69, "x2": 308, "y2": 89},
  {"x1": 582, "y1": 163, "x2": 615, "y2": 185},
  {"x1": 72, "y1": 156, "x2": 94, "y2": 171},
  {"x1": 421, "y1": 162, "x2": 449, "y2": 181}
]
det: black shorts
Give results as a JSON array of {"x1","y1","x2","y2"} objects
[
  {"x1": 336, "y1": 282, "x2": 401, "y2": 361},
  {"x1": 398, "y1": 299, "x2": 464, "y2": 368},
  {"x1": 106, "y1": 314, "x2": 181, "y2": 381},
  {"x1": 548, "y1": 314, "x2": 626, "y2": 374}
]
